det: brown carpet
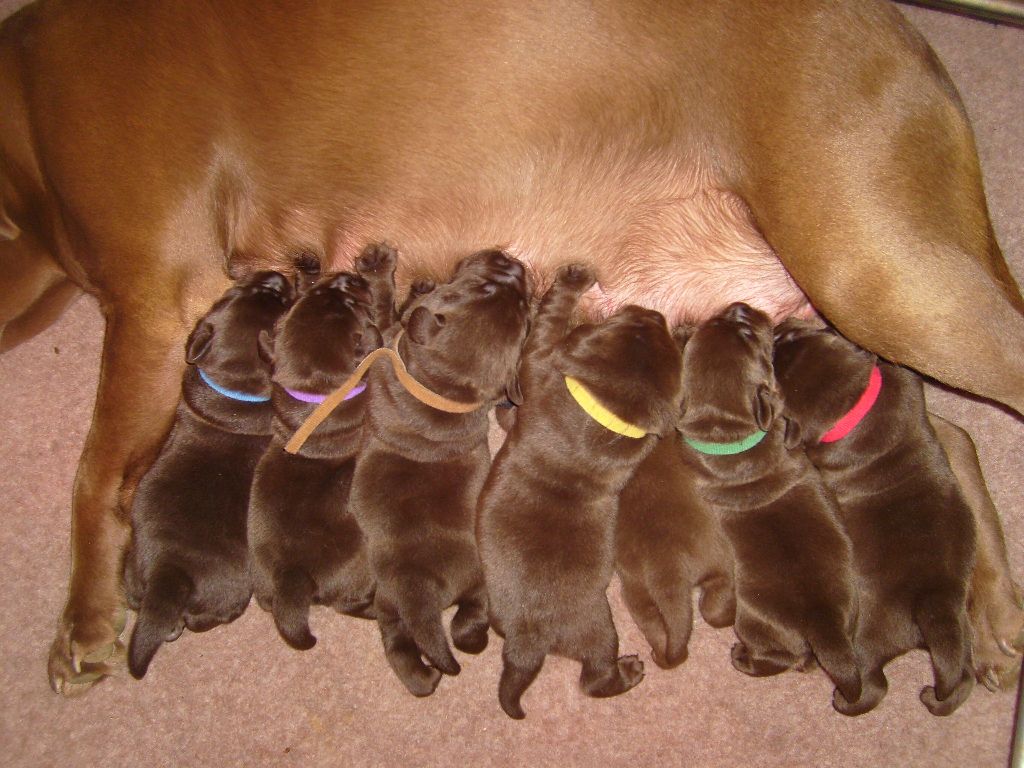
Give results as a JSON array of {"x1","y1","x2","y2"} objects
[{"x1": 1, "y1": 3, "x2": 1021, "y2": 766}]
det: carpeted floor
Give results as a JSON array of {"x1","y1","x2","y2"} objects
[{"x1": 1, "y1": 3, "x2": 1022, "y2": 767}]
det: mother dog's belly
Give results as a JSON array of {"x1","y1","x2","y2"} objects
[{"x1": 229, "y1": 155, "x2": 809, "y2": 326}]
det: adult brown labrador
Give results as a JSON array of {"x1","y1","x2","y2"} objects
[{"x1": 0, "y1": 0, "x2": 1020, "y2": 694}]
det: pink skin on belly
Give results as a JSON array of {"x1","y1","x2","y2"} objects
[{"x1": 230, "y1": 156, "x2": 813, "y2": 326}]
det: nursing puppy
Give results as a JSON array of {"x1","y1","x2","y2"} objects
[
  {"x1": 478, "y1": 264, "x2": 683, "y2": 720},
  {"x1": 123, "y1": 271, "x2": 295, "y2": 678},
  {"x1": 616, "y1": 427, "x2": 736, "y2": 670},
  {"x1": 676, "y1": 303, "x2": 861, "y2": 709},
  {"x1": 350, "y1": 249, "x2": 530, "y2": 697},
  {"x1": 773, "y1": 320, "x2": 976, "y2": 716},
  {"x1": 248, "y1": 245, "x2": 396, "y2": 650}
]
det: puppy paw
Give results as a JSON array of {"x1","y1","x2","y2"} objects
[
  {"x1": 730, "y1": 641, "x2": 793, "y2": 677},
  {"x1": 401, "y1": 666, "x2": 443, "y2": 698},
  {"x1": 920, "y1": 672, "x2": 974, "y2": 717},
  {"x1": 652, "y1": 646, "x2": 687, "y2": 670},
  {"x1": 617, "y1": 654, "x2": 645, "y2": 690},
  {"x1": 409, "y1": 279, "x2": 436, "y2": 298},
  {"x1": 47, "y1": 608, "x2": 128, "y2": 696},
  {"x1": 355, "y1": 242, "x2": 399, "y2": 278},
  {"x1": 555, "y1": 263, "x2": 597, "y2": 292},
  {"x1": 452, "y1": 624, "x2": 489, "y2": 655}
]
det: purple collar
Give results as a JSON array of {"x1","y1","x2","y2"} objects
[{"x1": 284, "y1": 381, "x2": 366, "y2": 405}]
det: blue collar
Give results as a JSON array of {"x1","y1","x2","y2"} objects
[{"x1": 197, "y1": 368, "x2": 271, "y2": 403}]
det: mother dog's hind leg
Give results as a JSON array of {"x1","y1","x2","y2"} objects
[
  {"x1": 737, "y1": 15, "x2": 1024, "y2": 416},
  {"x1": 47, "y1": 302, "x2": 187, "y2": 695}
]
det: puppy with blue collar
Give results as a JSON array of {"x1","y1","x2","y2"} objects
[{"x1": 123, "y1": 271, "x2": 295, "y2": 678}]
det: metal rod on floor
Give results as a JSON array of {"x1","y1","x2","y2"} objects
[
  {"x1": 896, "y1": 0, "x2": 1024, "y2": 26},
  {"x1": 1012, "y1": 667, "x2": 1024, "y2": 768}
]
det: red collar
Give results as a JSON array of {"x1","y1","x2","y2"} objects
[{"x1": 819, "y1": 365, "x2": 882, "y2": 443}]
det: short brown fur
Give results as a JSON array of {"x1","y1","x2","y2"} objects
[
  {"x1": 247, "y1": 247, "x2": 395, "y2": 650},
  {"x1": 616, "y1": 428, "x2": 736, "y2": 670},
  {"x1": 123, "y1": 271, "x2": 295, "y2": 678},
  {"x1": 2, "y1": 1, "x2": 1021, "y2": 693}
]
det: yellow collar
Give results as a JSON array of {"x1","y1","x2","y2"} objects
[{"x1": 564, "y1": 376, "x2": 647, "y2": 439}]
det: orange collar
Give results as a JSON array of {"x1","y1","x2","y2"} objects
[{"x1": 284, "y1": 330, "x2": 483, "y2": 454}]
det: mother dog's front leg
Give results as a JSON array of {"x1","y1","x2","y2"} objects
[{"x1": 47, "y1": 306, "x2": 186, "y2": 695}]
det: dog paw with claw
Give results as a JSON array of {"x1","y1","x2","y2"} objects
[
  {"x1": 970, "y1": 580, "x2": 1024, "y2": 692},
  {"x1": 47, "y1": 608, "x2": 127, "y2": 695}
]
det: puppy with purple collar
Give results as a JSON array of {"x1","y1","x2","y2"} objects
[
  {"x1": 773, "y1": 319, "x2": 976, "y2": 716},
  {"x1": 123, "y1": 271, "x2": 295, "y2": 678},
  {"x1": 247, "y1": 245, "x2": 396, "y2": 650}
]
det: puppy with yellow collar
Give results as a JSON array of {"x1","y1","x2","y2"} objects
[{"x1": 477, "y1": 263, "x2": 683, "y2": 719}]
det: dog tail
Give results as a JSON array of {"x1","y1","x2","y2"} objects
[
  {"x1": 128, "y1": 563, "x2": 192, "y2": 679},
  {"x1": 392, "y1": 576, "x2": 460, "y2": 676},
  {"x1": 272, "y1": 567, "x2": 318, "y2": 650}
]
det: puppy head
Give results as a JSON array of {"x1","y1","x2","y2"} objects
[
  {"x1": 773, "y1": 317, "x2": 877, "y2": 446},
  {"x1": 263, "y1": 271, "x2": 383, "y2": 392},
  {"x1": 677, "y1": 302, "x2": 779, "y2": 442},
  {"x1": 185, "y1": 271, "x2": 295, "y2": 394},
  {"x1": 399, "y1": 249, "x2": 531, "y2": 403},
  {"x1": 559, "y1": 305, "x2": 683, "y2": 437}
]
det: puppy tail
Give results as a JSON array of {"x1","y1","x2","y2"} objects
[
  {"x1": 272, "y1": 567, "x2": 318, "y2": 650},
  {"x1": 394, "y1": 577, "x2": 460, "y2": 676},
  {"x1": 128, "y1": 563, "x2": 192, "y2": 679}
]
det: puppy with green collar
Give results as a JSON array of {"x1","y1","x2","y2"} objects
[{"x1": 676, "y1": 303, "x2": 862, "y2": 712}]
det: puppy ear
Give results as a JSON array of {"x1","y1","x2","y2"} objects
[
  {"x1": 360, "y1": 325, "x2": 384, "y2": 355},
  {"x1": 753, "y1": 383, "x2": 781, "y2": 431},
  {"x1": 782, "y1": 415, "x2": 803, "y2": 450},
  {"x1": 406, "y1": 306, "x2": 445, "y2": 345},
  {"x1": 257, "y1": 329, "x2": 276, "y2": 366},
  {"x1": 185, "y1": 321, "x2": 214, "y2": 364}
]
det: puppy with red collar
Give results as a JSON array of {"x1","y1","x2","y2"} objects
[{"x1": 773, "y1": 319, "x2": 976, "y2": 716}]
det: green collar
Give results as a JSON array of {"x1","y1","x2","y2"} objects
[{"x1": 683, "y1": 429, "x2": 767, "y2": 455}]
